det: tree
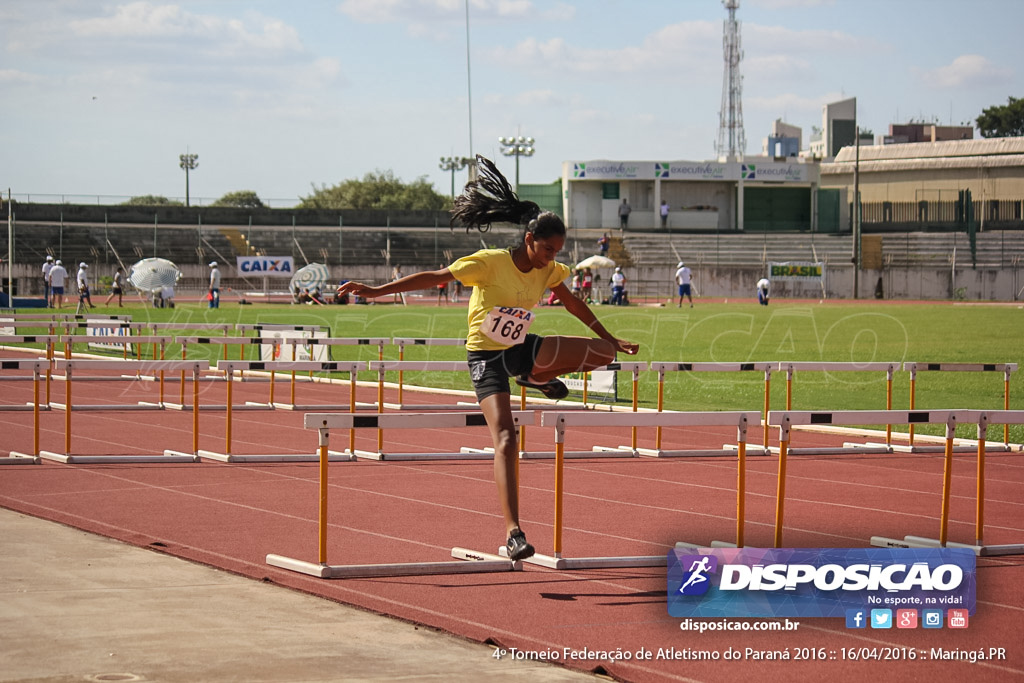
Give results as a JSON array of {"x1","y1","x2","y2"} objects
[
  {"x1": 211, "y1": 190, "x2": 266, "y2": 209},
  {"x1": 122, "y1": 195, "x2": 183, "y2": 206},
  {"x1": 976, "y1": 97, "x2": 1024, "y2": 138},
  {"x1": 298, "y1": 170, "x2": 450, "y2": 210}
]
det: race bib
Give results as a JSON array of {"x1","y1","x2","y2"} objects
[{"x1": 482, "y1": 306, "x2": 534, "y2": 346}]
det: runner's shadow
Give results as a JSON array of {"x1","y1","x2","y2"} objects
[{"x1": 540, "y1": 590, "x2": 665, "y2": 606}]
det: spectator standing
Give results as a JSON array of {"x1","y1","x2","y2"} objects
[
  {"x1": 48, "y1": 259, "x2": 68, "y2": 308},
  {"x1": 105, "y1": 266, "x2": 125, "y2": 307},
  {"x1": 42, "y1": 255, "x2": 54, "y2": 307},
  {"x1": 597, "y1": 233, "x2": 610, "y2": 256},
  {"x1": 610, "y1": 267, "x2": 626, "y2": 305},
  {"x1": 581, "y1": 267, "x2": 593, "y2": 303},
  {"x1": 391, "y1": 265, "x2": 406, "y2": 305},
  {"x1": 618, "y1": 199, "x2": 631, "y2": 229},
  {"x1": 675, "y1": 261, "x2": 693, "y2": 308},
  {"x1": 76, "y1": 262, "x2": 93, "y2": 312},
  {"x1": 757, "y1": 278, "x2": 770, "y2": 306},
  {"x1": 660, "y1": 200, "x2": 669, "y2": 228},
  {"x1": 208, "y1": 261, "x2": 221, "y2": 308}
]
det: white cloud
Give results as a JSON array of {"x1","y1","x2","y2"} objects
[
  {"x1": 338, "y1": 0, "x2": 573, "y2": 24},
  {"x1": 916, "y1": 54, "x2": 1013, "y2": 89}
]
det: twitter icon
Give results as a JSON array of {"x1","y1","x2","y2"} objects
[{"x1": 870, "y1": 609, "x2": 893, "y2": 629}]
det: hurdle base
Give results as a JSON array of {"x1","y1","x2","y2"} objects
[
  {"x1": 47, "y1": 401, "x2": 164, "y2": 411},
  {"x1": 160, "y1": 403, "x2": 274, "y2": 412},
  {"x1": 723, "y1": 444, "x2": 773, "y2": 456},
  {"x1": 194, "y1": 449, "x2": 353, "y2": 463},
  {"x1": 781, "y1": 444, "x2": 894, "y2": 455},
  {"x1": 267, "y1": 551, "x2": 517, "y2": 579},
  {"x1": 870, "y1": 534, "x2": 1024, "y2": 557},
  {"x1": 3, "y1": 452, "x2": 41, "y2": 464},
  {"x1": 497, "y1": 547, "x2": 664, "y2": 569},
  {"x1": 637, "y1": 446, "x2": 754, "y2": 458},
  {"x1": 271, "y1": 402, "x2": 376, "y2": 411},
  {"x1": 674, "y1": 541, "x2": 737, "y2": 549},
  {"x1": 0, "y1": 403, "x2": 51, "y2": 412},
  {"x1": 39, "y1": 450, "x2": 198, "y2": 464},
  {"x1": 355, "y1": 448, "x2": 494, "y2": 461},
  {"x1": 862, "y1": 441, "x2": 1011, "y2": 454},
  {"x1": 464, "y1": 446, "x2": 637, "y2": 460}
]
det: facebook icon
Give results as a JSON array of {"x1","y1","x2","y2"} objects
[{"x1": 846, "y1": 609, "x2": 867, "y2": 629}]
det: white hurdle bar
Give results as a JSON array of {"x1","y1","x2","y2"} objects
[
  {"x1": 264, "y1": 412, "x2": 535, "y2": 579},
  {"x1": 900, "y1": 363, "x2": 1018, "y2": 452},
  {"x1": 505, "y1": 410, "x2": 762, "y2": 570},
  {"x1": 195, "y1": 360, "x2": 364, "y2": 462},
  {"x1": 47, "y1": 340, "x2": 179, "y2": 410},
  {"x1": 775, "y1": 362, "x2": 901, "y2": 455},
  {"x1": 3, "y1": 359, "x2": 48, "y2": 464},
  {"x1": 0, "y1": 336, "x2": 57, "y2": 398},
  {"x1": 647, "y1": 362, "x2": 774, "y2": 456},
  {"x1": 766, "y1": 409, "x2": 1024, "y2": 554},
  {"x1": 39, "y1": 359, "x2": 205, "y2": 464}
]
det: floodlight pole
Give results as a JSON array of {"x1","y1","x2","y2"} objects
[
  {"x1": 439, "y1": 156, "x2": 471, "y2": 198},
  {"x1": 6, "y1": 189, "x2": 12, "y2": 303},
  {"x1": 498, "y1": 135, "x2": 535, "y2": 192},
  {"x1": 179, "y1": 152, "x2": 199, "y2": 207}
]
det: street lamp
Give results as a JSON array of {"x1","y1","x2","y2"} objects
[
  {"x1": 439, "y1": 156, "x2": 472, "y2": 198},
  {"x1": 179, "y1": 152, "x2": 199, "y2": 207},
  {"x1": 497, "y1": 135, "x2": 534, "y2": 191}
]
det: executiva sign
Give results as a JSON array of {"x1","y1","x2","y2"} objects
[
  {"x1": 667, "y1": 547, "x2": 976, "y2": 618},
  {"x1": 570, "y1": 160, "x2": 811, "y2": 182},
  {"x1": 236, "y1": 256, "x2": 294, "y2": 276}
]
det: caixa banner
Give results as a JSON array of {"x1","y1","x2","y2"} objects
[
  {"x1": 236, "y1": 256, "x2": 294, "y2": 276},
  {"x1": 667, "y1": 547, "x2": 975, "y2": 618}
]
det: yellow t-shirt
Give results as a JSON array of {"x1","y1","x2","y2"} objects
[{"x1": 448, "y1": 248, "x2": 571, "y2": 351}]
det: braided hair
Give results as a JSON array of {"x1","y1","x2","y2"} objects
[{"x1": 451, "y1": 155, "x2": 565, "y2": 240}]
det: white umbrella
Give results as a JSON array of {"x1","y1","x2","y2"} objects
[
  {"x1": 128, "y1": 258, "x2": 181, "y2": 292},
  {"x1": 575, "y1": 255, "x2": 616, "y2": 270},
  {"x1": 289, "y1": 262, "x2": 330, "y2": 294}
]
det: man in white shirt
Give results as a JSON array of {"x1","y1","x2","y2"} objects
[
  {"x1": 48, "y1": 259, "x2": 68, "y2": 308},
  {"x1": 208, "y1": 261, "x2": 221, "y2": 308},
  {"x1": 610, "y1": 266, "x2": 627, "y2": 305},
  {"x1": 76, "y1": 262, "x2": 93, "y2": 312},
  {"x1": 41, "y1": 255, "x2": 54, "y2": 307},
  {"x1": 675, "y1": 262, "x2": 693, "y2": 308},
  {"x1": 757, "y1": 278, "x2": 770, "y2": 306}
]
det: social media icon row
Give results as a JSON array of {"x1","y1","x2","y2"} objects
[{"x1": 846, "y1": 608, "x2": 968, "y2": 629}]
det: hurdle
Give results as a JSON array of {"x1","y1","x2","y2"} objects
[
  {"x1": 0, "y1": 336, "x2": 56, "y2": 402},
  {"x1": 766, "y1": 409, "x2": 1005, "y2": 550},
  {"x1": 493, "y1": 410, "x2": 761, "y2": 569},
  {"x1": 267, "y1": 337, "x2": 388, "y2": 409},
  {"x1": 774, "y1": 362, "x2": 901, "y2": 455},
  {"x1": 391, "y1": 337, "x2": 466, "y2": 405},
  {"x1": 37, "y1": 359, "x2": 204, "y2": 464},
  {"x1": 166, "y1": 337, "x2": 282, "y2": 410},
  {"x1": 2, "y1": 359, "x2": 47, "y2": 464},
  {"x1": 898, "y1": 363, "x2": 1018, "y2": 452},
  {"x1": 194, "y1": 360, "x2": 363, "y2": 462},
  {"x1": 368, "y1": 359, "x2": 474, "y2": 413},
  {"x1": 865, "y1": 409, "x2": 1024, "y2": 556},
  {"x1": 264, "y1": 412, "x2": 531, "y2": 578},
  {"x1": 644, "y1": 362, "x2": 773, "y2": 456}
]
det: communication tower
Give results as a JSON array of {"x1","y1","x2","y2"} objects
[{"x1": 716, "y1": 0, "x2": 746, "y2": 160}]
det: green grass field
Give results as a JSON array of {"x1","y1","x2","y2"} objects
[{"x1": 14, "y1": 298, "x2": 1024, "y2": 441}]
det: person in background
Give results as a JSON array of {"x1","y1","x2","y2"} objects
[
  {"x1": 757, "y1": 277, "x2": 771, "y2": 306},
  {"x1": 437, "y1": 264, "x2": 448, "y2": 305},
  {"x1": 208, "y1": 261, "x2": 221, "y2": 308},
  {"x1": 76, "y1": 262, "x2": 93, "y2": 311},
  {"x1": 42, "y1": 255, "x2": 54, "y2": 307},
  {"x1": 675, "y1": 261, "x2": 693, "y2": 308},
  {"x1": 48, "y1": 259, "x2": 68, "y2": 308},
  {"x1": 660, "y1": 200, "x2": 669, "y2": 228},
  {"x1": 610, "y1": 266, "x2": 626, "y2": 305},
  {"x1": 597, "y1": 233, "x2": 609, "y2": 256},
  {"x1": 618, "y1": 199, "x2": 631, "y2": 229},
  {"x1": 105, "y1": 266, "x2": 125, "y2": 307},
  {"x1": 391, "y1": 265, "x2": 406, "y2": 305},
  {"x1": 160, "y1": 284, "x2": 175, "y2": 308}
]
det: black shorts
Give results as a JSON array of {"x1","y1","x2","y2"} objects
[{"x1": 466, "y1": 334, "x2": 544, "y2": 402}]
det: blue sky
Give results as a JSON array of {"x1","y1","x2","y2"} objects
[{"x1": 2, "y1": 0, "x2": 1020, "y2": 206}]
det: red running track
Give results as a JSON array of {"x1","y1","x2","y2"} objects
[{"x1": 1, "y1": 368, "x2": 1022, "y2": 682}]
